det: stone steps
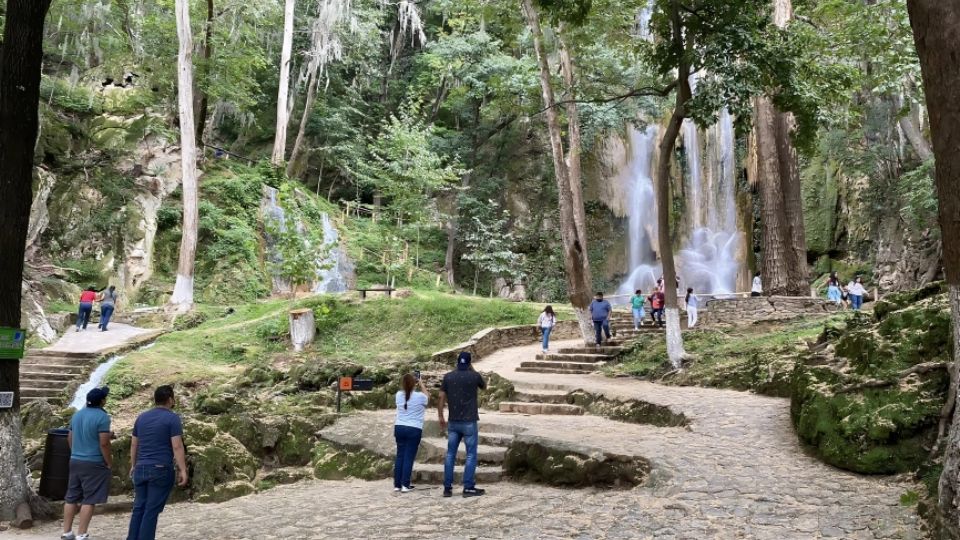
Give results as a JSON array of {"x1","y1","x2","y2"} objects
[
  {"x1": 557, "y1": 346, "x2": 623, "y2": 355},
  {"x1": 21, "y1": 387, "x2": 67, "y2": 405},
  {"x1": 411, "y1": 463, "x2": 503, "y2": 485},
  {"x1": 519, "y1": 360, "x2": 605, "y2": 372},
  {"x1": 515, "y1": 367, "x2": 597, "y2": 375},
  {"x1": 418, "y1": 439, "x2": 506, "y2": 465},
  {"x1": 513, "y1": 390, "x2": 570, "y2": 404},
  {"x1": 535, "y1": 353, "x2": 610, "y2": 363},
  {"x1": 498, "y1": 402, "x2": 584, "y2": 415},
  {"x1": 18, "y1": 349, "x2": 102, "y2": 405},
  {"x1": 18, "y1": 371, "x2": 77, "y2": 382}
]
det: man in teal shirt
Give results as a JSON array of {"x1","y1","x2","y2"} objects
[{"x1": 62, "y1": 387, "x2": 113, "y2": 540}]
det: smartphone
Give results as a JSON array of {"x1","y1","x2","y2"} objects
[{"x1": 414, "y1": 370, "x2": 421, "y2": 381}]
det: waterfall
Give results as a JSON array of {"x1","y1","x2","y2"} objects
[
  {"x1": 617, "y1": 109, "x2": 744, "y2": 300},
  {"x1": 68, "y1": 343, "x2": 155, "y2": 410},
  {"x1": 261, "y1": 185, "x2": 350, "y2": 295}
]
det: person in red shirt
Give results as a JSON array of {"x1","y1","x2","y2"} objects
[
  {"x1": 648, "y1": 290, "x2": 665, "y2": 327},
  {"x1": 76, "y1": 287, "x2": 98, "y2": 332}
]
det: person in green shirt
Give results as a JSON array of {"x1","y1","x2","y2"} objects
[{"x1": 630, "y1": 289, "x2": 645, "y2": 330}]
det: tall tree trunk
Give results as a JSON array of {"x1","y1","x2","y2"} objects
[
  {"x1": 194, "y1": 0, "x2": 214, "y2": 143},
  {"x1": 656, "y1": 0, "x2": 690, "y2": 368},
  {"x1": 756, "y1": 0, "x2": 808, "y2": 296},
  {"x1": 169, "y1": 0, "x2": 200, "y2": 312},
  {"x1": 556, "y1": 28, "x2": 588, "y2": 244},
  {"x1": 522, "y1": 0, "x2": 594, "y2": 344},
  {"x1": 0, "y1": 0, "x2": 52, "y2": 520},
  {"x1": 287, "y1": 63, "x2": 319, "y2": 179},
  {"x1": 905, "y1": 1, "x2": 960, "y2": 535},
  {"x1": 272, "y1": 0, "x2": 296, "y2": 166}
]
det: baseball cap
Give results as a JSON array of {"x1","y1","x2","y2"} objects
[
  {"x1": 457, "y1": 351, "x2": 472, "y2": 370},
  {"x1": 86, "y1": 386, "x2": 110, "y2": 407}
]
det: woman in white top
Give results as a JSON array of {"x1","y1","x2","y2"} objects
[
  {"x1": 751, "y1": 272, "x2": 763, "y2": 297},
  {"x1": 685, "y1": 287, "x2": 699, "y2": 328},
  {"x1": 394, "y1": 373, "x2": 429, "y2": 492},
  {"x1": 537, "y1": 306, "x2": 557, "y2": 353},
  {"x1": 847, "y1": 276, "x2": 867, "y2": 311}
]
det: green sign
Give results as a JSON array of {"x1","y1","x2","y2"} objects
[{"x1": 0, "y1": 328, "x2": 26, "y2": 360}]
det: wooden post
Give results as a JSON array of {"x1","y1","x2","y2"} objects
[
  {"x1": 13, "y1": 502, "x2": 32, "y2": 529},
  {"x1": 289, "y1": 308, "x2": 315, "y2": 352}
]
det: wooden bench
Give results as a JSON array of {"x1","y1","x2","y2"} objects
[{"x1": 357, "y1": 288, "x2": 395, "y2": 300}]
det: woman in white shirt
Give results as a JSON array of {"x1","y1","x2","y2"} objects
[
  {"x1": 847, "y1": 276, "x2": 867, "y2": 311},
  {"x1": 537, "y1": 306, "x2": 557, "y2": 353},
  {"x1": 394, "y1": 373, "x2": 429, "y2": 492},
  {"x1": 685, "y1": 287, "x2": 699, "y2": 328},
  {"x1": 751, "y1": 272, "x2": 763, "y2": 297}
]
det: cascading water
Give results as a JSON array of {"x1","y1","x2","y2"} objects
[
  {"x1": 617, "y1": 108, "x2": 744, "y2": 300},
  {"x1": 261, "y1": 185, "x2": 350, "y2": 295},
  {"x1": 68, "y1": 343, "x2": 156, "y2": 410}
]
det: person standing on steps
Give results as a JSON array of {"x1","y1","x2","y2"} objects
[
  {"x1": 847, "y1": 275, "x2": 867, "y2": 311},
  {"x1": 76, "y1": 286, "x2": 98, "y2": 332},
  {"x1": 751, "y1": 272, "x2": 763, "y2": 297},
  {"x1": 537, "y1": 305, "x2": 557, "y2": 353},
  {"x1": 649, "y1": 289, "x2": 665, "y2": 326},
  {"x1": 126, "y1": 385, "x2": 188, "y2": 540},
  {"x1": 826, "y1": 278, "x2": 843, "y2": 306},
  {"x1": 98, "y1": 285, "x2": 117, "y2": 331},
  {"x1": 588, "y1": 292, "x2": 612, "y2": 347},
  {"x1": 438, "y1": 352, "x2": 487, "y2": 498},
  {"x1": 394, "y1": 373, "x2": 429, "y2": 493},
  {"x1": 62, "y1": 387, "x2": 112, "y2": 540},
  {"x1": 630, "y1": 290, "x2": 645, "y2": 330},
  {"x1": 685, "y1": 287, "x2": 699, "y2": 328}
]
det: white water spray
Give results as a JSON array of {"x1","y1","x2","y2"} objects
[{"x1": 68, "y1": 343, "x2": 156, "y2": 410}]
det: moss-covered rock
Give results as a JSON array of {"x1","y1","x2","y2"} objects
[
  {"x1": 566, "y1": 391, "x2": 689, "y2": 427},
  {"x1": 479, "y1": 372, "x2": 516, "y2": 410},
  {"x1": 310, "y1": 440, "x2": 392, "y2": 480},
  {"x1": 790, "y1": 286, "x2": 952, "y2": 474},
  {"x1": 182, "y1": 418, "x2": 259, "y2": 501},
  {"x1": 504, "y1": 437, "x2": 650, "y2": 488},
  {"x1": 194, "y1": 386, "x2": 237, "y2": 415}
]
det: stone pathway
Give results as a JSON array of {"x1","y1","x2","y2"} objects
[
  {"x1": 19, "y1": 323, "x2": 161, "y2": 405},
  {"x1": 7, "y1": 341, "x2": 926, "y2": 539}
]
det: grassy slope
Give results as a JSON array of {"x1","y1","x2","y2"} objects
[{"x1": 105, "y1": 291, "x2": 555, "y2": 399}]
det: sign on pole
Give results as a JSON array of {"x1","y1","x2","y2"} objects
[
  {"x1": 0, "y1": 328, "x2": 26, "y2": 360},
  {"x1": 0, "y1": 392, "x2": 13, "y2": 409}
]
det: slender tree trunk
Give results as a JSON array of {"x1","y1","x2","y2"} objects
[
  {"x1": 272, "y1": 0, "x2": 296, "y2": 166},
  {"x1": 905, "y1": 1, "x2": 960, "y2": 535},
  {"x1": 193, "y1": 0, "x2": 214, "y2": 143},
  {"x1": 0, "y1": 0, "x2": 52, "y2": 520},
  {"x1": 557, "y1": 28, "x2": 588, "y2": 243},
  {"x1": 287, "y1": 63, "x2": 319, "y2": 178},
  {"x1": 898, "y1": 95, "x2": 933, "y2": 161},
  {"x1": 169, "y1": 0, "x2": 199, "y2": 312},
  {"x1": 522, "y1": 0, "x2": 594, "y2": 344}
]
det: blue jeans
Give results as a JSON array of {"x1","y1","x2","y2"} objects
[
  {"x1": 444, "y1": 421, "x2": 478, "y2": 490},
  {"x1": 126, "y1": 464, "x2": 175, "y2": 540},
  {"x1": 394, "y1": 425, "x2": 422, "y2": 488},
  {"x1": 632, "y1": 308, "x2": 644, "y2": 328},
  {"x1": 541, "y1": 326, "x2": 552, "y2": 351},
  {"x1": 593, "y1": 319, "x2": 611, "y2": 345},
  {"x1": 851, "y1": 294, "x2": 863, "y2": 310},
  {"x1": 77, "y1": 302, "x2": 93, "y2": 329},
  {"x1": 99, "y1": 305, "x2": 115, "y2": 330}
]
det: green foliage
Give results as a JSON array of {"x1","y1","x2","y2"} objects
[
  {"x1": 897, "y1": 159, "x2": 939, "y2": 230},
  {"x1": 264, "y1": 182, "x2": 333, "y2": 290},
  {"x1": 461, "y1": 200, "x2": 525, "y2": 295}
]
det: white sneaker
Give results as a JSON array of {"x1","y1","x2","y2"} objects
[
  {"x1": 401, "y1": 486, "x2": 413, "y2": 493},
  {"x1": 77, "y1": 535, "x2": 90, "y2": 540},
  {"x1": 393, "y1": 487, "x2": 400, "y2": 493},
  {"x1": 61, "y1": 533, "x2": 75, "y2": 540}
]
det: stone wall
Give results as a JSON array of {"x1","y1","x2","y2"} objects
[
  {"x1": 432, "y1": 321, "x2": 581, "y2": 364},
  {"x1": 698, "y1": 296, "x2": 838, "y2": 327}
]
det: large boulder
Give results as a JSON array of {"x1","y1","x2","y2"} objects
[
  {"x1": 181, "y1": 418, "x2": 259, "y2": 502},
  {"x1": 790, "y1": 284, "x2": 951, "y2": 474}
]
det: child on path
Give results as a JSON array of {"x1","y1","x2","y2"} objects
[
  {"x1": 685, "y1": 288, "x2": 699, "y2": 328},
  {"x1": 76, "y1": 287, "x2": 97, "y2": 332},
  {"x1": 827, "y1": 279, "x2": 843, "y2": 306},
  {"x1": 630, "y1": 290, "x2": 645, "y2": 330},
  {"x1": 537, "y1": 306, "x2": 557, "y2": 353},
  {"x1": 394, "y1": 373, "x2": 429, "y2": 493}
]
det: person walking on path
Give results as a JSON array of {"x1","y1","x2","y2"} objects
[
  {"x1": 76, "y1": 287, "x2": 98, "y2": 332},
  {"x1": 126, "y1": 385, "x2": 188, "y2": 540},
  {"x1": 847, "y1": 276, "x2": 867, "y2": 311},
  {"x1": 588, "y1": 292, "x2": 613, "y2": 347},
  {"x1": 98, "y1": 285, "x2": 117, "y2": 331},
  {"x1": 537, "y1": 306, "x2": 557, "y2": 353},
  {"x1": 826, "y1": 275, "x2": 843, "y2": 306},
  {"x1": 751, "y1": 272, "x2": 763, "y2": 297},
  {"x1": 438, "y1": 352, "x2": 487, "y2": 498},
  {"x1": 394, "y1": 373, "x2": 429, "y2": 493},
  {"x1": 649, "y1": 289, "x2": 665, "y2": 326},
  {"x1": 630, "y1": 290, "x2": 645, "y2": 330},
  {"x1": 685, "y1": 288, "x2": 699, "y2": 328},
  {"x1": 62, "y1": 387, "x2": 112, "y2": 540}
]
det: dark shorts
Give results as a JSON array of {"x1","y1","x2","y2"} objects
[{"x1": 65, "y1": 459, "x2": 111, "y2": 505}]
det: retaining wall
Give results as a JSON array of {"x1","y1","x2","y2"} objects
[
  {"x1": 697, "y1": 296, "x2": 838, "y2": 326},
  {"x1": 432, "y1": 321, "x2": 581, "y2": 364}
]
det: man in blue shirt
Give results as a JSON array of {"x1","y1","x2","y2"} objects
[
  {"x1": 62, "y1": 387, "x2": 112, "y2": 540},
  {"x1": 589, "y1": 292, "x2": 613, "y2": 347},
  {"x1": 126, "y1": 385, "x2": 188, "y2": 540}
]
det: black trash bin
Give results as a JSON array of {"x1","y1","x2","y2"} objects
[{"x1": 38, "y1": 428, "x2": 71, "y2": 500}]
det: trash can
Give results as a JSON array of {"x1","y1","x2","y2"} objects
[{"x1": 38, "y1": 429, "x2": 71, "y2": 500}]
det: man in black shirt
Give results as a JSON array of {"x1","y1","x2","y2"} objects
[{"x1": 438, "y1": 351, "x2": 486, "y2": 497}]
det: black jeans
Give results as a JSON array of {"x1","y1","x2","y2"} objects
[{"x1": 593, "y1": 319, "x2": 611, "y2": 345}]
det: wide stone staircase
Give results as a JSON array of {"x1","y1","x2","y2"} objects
[
  {"x1": 515, "y1": 311, "x2": 663, "y2": 376},
  {"x1": 19, "y1": 350, "x2": 104, "y2": 406}
]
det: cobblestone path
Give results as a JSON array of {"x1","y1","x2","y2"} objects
[{"x1": 5, "y1": 341, "x2": 925, "y2": 539}]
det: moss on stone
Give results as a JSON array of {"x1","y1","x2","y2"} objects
[
  {"x1": 479, "y1": 372, "x2": 516, "y2": 410},
  {"x1": 310, "y1": 441, "x2": 392, "y2": 480},
  {"x1": 504, "y1": 438, "x2": 650, "y2": 488}
]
